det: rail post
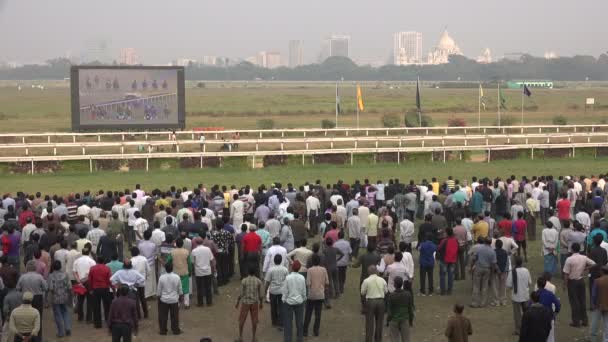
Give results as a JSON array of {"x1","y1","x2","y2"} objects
[
  {"x1": 487, "y1": 149, "x2": 491, "y2": 163},
  {"x1": 89, "y1": 158, "x2": 93, "y2": 173},
  {"x1": 31, "y1": 159, "x2": 34, "y2": 175},
  {"x1": 146, "y1": 158, "x2": 149, "y2": 171}
]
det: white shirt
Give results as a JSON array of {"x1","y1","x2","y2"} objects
[
  {"x1": 506, "y1": 267, "x2": 531, "y2": 303},
  {"x1": 263, "y1": 245, "x2": 288, "y2": 273},
  {"x1": 131, "y1": 255, "x2": 150, "y2": 279},
  {"x1": 385, "y1": 262, "x2": 408, "y2": 292},
  {"x1": 66, "y1": 250, "x2": 82, "y2": 281},
  {"x1": 73, "y1": 255, "x2": 96, "y2": 282},
  {"x1": 77, "y1": 205, "x2": 91, "y2": 217},
  {"x1": 398, "y1": 219, "x2": 415, "y2": 244},
  {"x1": 329, "y1": 194, "x2": 343, "y2": 207},
  {"x1": 376, "y1": 184, "x2": 385, "y2": 201},
  {"x1": 191, "y1": 245, "x2": 215, "y2": 276},
  {"x1": 575, "y1": 212, "x2": 591, "y2": 231},
  {"x1": 133, "y1": 218, "x2": 149, "y2": 241},
  {"x1": 53, "y1": 249, "x2": 69, "y2": 273},
  {"x1": 542, "y1": 228, "x2": 559, "y2": 255},
  {"x1": 305, "y1": 196, "x2": 320, "y2": 216},
  {"x1": 157, "y1": 272, "x2": 183, "y2": 304},
  {"x1": 151, "y1": 229, "x2": 166, "y2": 247},
  {"x1": 126, "y1": 207, "x2": 139, "y2": 226}
]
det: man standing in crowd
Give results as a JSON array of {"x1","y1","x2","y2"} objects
[
  {"x1": 192, "y1": 237, "x2": 216, "y2": 307},
  {"x1": 347, "y1": 208, "x2": 361, "y2": 258},
  {"x1": 519, "y1": 291, "x2": 553, "y2": 342},
  {"x1": 563, "y1": 242, "x2": 595, "y2": 328},
  {"x1": 88, "y1": 255, "x2": 113, "y2": 329},
  {"x1": 108, "y1": 285, "x2": 139, "y2": 342},
  {"x1": 264, "y1": 254, "x2": 288, "y2": 328},
  {"x1": 236, "y1": 267, "x2": 264, "y2": 342},
  {"x1": 445, "y1": 304, "x2": 472, "y2": 342},
  {"x1": 361, "y1": 265, "x2": 387, "y2": 342},
  {"x1": 157, "y1": 262, "x2": 183, "y2": 335},
  {"x1": 282, "y1": 260, "x2": 306, "y2": 342},
  {"x1": 386, "y1": 276, "x2": 414, "y2": 342},
  {"x1": 9, "y1": 292, "x2": 40, "y2": 342},
  {"x1": 303, "y1": 254, "x2": 328, "y2": 337}
]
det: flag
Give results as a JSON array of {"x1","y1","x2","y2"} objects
[
  {"x1": 523, "y1": 84, "x2": 532, "y2": 97},
  {"x1": 499, "y1": 87, "x2": 507, "y2": 110},
  {"x1": 479, "y1": 84, "x2": 486, "y2": 110},
  {"x1": 416, "y1": 78, "x2": 421, "y2": 112},
  {"x1": 335, "y1": 83, "x2": 341, "y2": 114},
  {"x1": 356, "y1": 84, "x2": 364, "y2": 112}
]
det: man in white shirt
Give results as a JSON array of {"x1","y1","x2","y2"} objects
[
  {"x1": 73, "y1": 245, "x2": 96, "y2": 322},
  {"x1": 335, "y1": 200, "x2": 347, "y2": 230},
  {"x1": 133, "y1": 211, "x2": 149, "y2": 243},
  {"x1": 347, "y1": 209, "x2": 361, "y2": 258},
  {"x1": 230, "y1": 194, "x2": 245, "y2": 230},
  {"x1": 263, "y1": 237, "x2": 288, "y2": 274},
  {"x1": 306, "y1": 192, "x2": 321, "y2": 235},
  {"x1": 157, "y1": 262, "x2": 183, "y2": 335},
  {"x1": 191, "y1": 241, "x2": 216, "y2": 306},
  {"x1": 384, "y1": 252, "x2": 408, "y2": 292},
  {"x1": 358, "y1": 201, "x2": 370, "y2": 238},
  {"x1": 375, "y1": 181, "x2": 386, "y2": 209},
  {"x1": 398, "y1": 218, "x2": 415, "y2": 247},
  {"x1": 151, "y1": 222, "x2": 166, "y2": 248},
  {"x1": 125, "y1": 200, "x2": 139, "y2": 248},
  {"x1": 131, "y1": 247, "x2": 151, "y2": 318},
  {"x1": 575, "y1": 211, "x2": 591, "y2": 232},
  {"x1": 77, "y1": 203, "x2": 91, "y2": 218},
  {"x1": 542, "y1": 222, "x2": 559, "y2": 275}
]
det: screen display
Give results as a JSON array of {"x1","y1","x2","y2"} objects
[{"x1": 71, "y1": 66, "x2": 185, "y2": 130}]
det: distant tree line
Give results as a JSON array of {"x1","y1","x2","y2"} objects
[{"x1": 1, "y1": 54, "x2": 608, "y2": 81}]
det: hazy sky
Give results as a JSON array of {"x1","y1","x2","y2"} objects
[{"x1": 0, "y1": 0, "x2": 606, "y2": 64}]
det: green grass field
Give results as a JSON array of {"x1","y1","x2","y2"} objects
[
  {"x1": 0, "y1": 82, "x2": 607, "y2": 132},
  {"x1": 2, "y1": 157, "x2": 607, "y2": 195}
]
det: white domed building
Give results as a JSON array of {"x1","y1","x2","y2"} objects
[{"x1": 427, "y1": 30, "x2": 463, "y2": 65}]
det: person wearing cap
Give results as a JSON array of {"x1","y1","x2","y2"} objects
[
  {"x1": 16, "y1": 261, "x2": 47, "y2": 341},
  {"x1": 282, "y1": 260, "x2": 306, "y2": 342},
  {"x1": 8, "y1": 292, "x2": 40, "y2": 342}
]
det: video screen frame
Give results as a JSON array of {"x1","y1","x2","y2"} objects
[{"x1": 70, "y1": 65, "x2": 186, "y2": 131}]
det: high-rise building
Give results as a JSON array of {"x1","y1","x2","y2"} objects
[
  {"x1": 84, "y1": 39, "x2": 110, "y2": 64},
  {"x1": 393, "y1": 31, "x2": 422, "y2": 65},
  {"x1": 288, "y1": 40, "x2": 304, "y2": 68},
  {"x1": 256, "y1": 51, "x2": 282, "y2": 68},
  {"x1": 326, "y1": 35, "x2": 350, "y2": 58},
  {"x1": 119, "y1": 48, "x2": 139, "y2": 65},
  {"x1": 201, "y1": 56, "x2": 218, "y2": 66}
]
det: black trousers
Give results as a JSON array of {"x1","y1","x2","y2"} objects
[
  {"x1": 270, "y1": 293, "x2": 283, "y2": 326},
  {"x1": 420, "y1": 266, "x2": 434, "y2": 294},
  {"x1": 31, "y1": 295, "x2": 44, "y2": 342},
  {"x1": 303, "y1": 299, "x2": 323, "y2": 336},
  {"x1": 92, "y1": 288, "x2": 113, "y2": 328},
  {"x1": 568, "y1": 278, "x2": 588, "y2": 325},
  {"x1": 158, "y1": 301, "x2": 180, "y2": 334},
  {"x1": 136, "y1": 286, "x2": 148, "y2": 318},
  {"x1": 338, "y1": 266, "x2": 348, "y2": 294},
  {"x1": 111, "y1": 323, "x2": 132, "y2": 342},
  {"x1": 228, "y1": 246, "x2": 235, "y2": 278},
  {"x1": 216, "y1": 252, "x2": 231, "y2": 286},
  {"x1": 196, "y1": 275, "x2": 213, "y2": 305},
  {"x1": 76, "y1": 286, "x2": 92, "y2": 322},
  {"x1": 350, "y1": 238, "x2": 361, "y2": 258}
]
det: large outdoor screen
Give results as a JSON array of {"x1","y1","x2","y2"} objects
[{"x1": 71, "y1": 66, "x2": 185, "y2": 131}]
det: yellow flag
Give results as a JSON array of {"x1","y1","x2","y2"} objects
[{"x1": 357, "y1": 84, "x2": 364, "y2": 111}]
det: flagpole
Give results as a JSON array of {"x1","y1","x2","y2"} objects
[
  {"x1": 335, "y1": 82, "x2": 339, "y2": 128},
  {"x1": 417, "y1": 77, "x2": 422, "y2": 127},
  {"x1": 478, "y1": 83, "x2": 481, "y2": 128},
  {"x1": 356, "y1": 84, "x2": 360, "y2": 129},
  {"x1": 521, "y1": 85, "x2": 525, "y2": 126},
  {"x1": 497, "y1": 82, "x2": 501, "y2": 127}
]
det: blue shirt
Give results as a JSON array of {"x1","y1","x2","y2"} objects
[
  {"x1": 419, "y1": 240, "x2": 437, "y2": 268},
  {"x1": 588, "y1": 228, "x2": 608, "y2": 246},
  {"x1": 537, "y1": 288, "x2": 561, "y2": 318}
]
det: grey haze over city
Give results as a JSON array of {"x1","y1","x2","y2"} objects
[{"x1": 0, "y1": 0, "x2": 606, "y2": 65}]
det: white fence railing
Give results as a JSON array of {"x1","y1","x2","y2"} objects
[
  {"x1": 2, "y1": 132, "x2": 607, "y2": 157},
  {"x1": 2, "y1": 142, "x2": 607, "y2": 174},
  {"x1": 0, "y1": 124, "x2": 607, "y2": 143}
]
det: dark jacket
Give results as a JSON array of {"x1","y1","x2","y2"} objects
[{"x1": 519, "y1": 303, "x2": 552, "y2": 342}]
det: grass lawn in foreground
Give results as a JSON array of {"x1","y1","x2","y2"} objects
[{"x1": 1, "y1": 157, "x2": 607, "y2": 195}]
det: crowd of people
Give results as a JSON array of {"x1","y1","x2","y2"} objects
[{"x1": 0, "y1": 173, "x2": 608, "y2": 342}]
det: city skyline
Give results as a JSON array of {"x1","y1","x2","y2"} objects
[{"x1": 0, "y1": 0, "x2": 605, "y2": 65}]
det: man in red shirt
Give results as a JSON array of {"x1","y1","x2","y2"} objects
[
  {"x1": 497, "y1": 213, "x2": 513, "y2": 238},
  {"x1": 88, "y1": 256, "x2": 113, "y2": 329},
  {"x1": 556, "y1": 193, "x2": 571, "y2": 222},
  {"x1": 513, "y1": 211, "x2": 528, "y2": 262},
  {"x1": 18, "y1": 203, "x2": 35, "y2": 228},
  {"x1": 242, "y1": 225, "x2": 262, "y2": 277},
  {"x1": 438, "y1": 227, "x2": 459, "y2": 295}
]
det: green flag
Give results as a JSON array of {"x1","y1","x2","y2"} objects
[{"x1": 499, "y1": 88, "x2": 507, "y2": 110}]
